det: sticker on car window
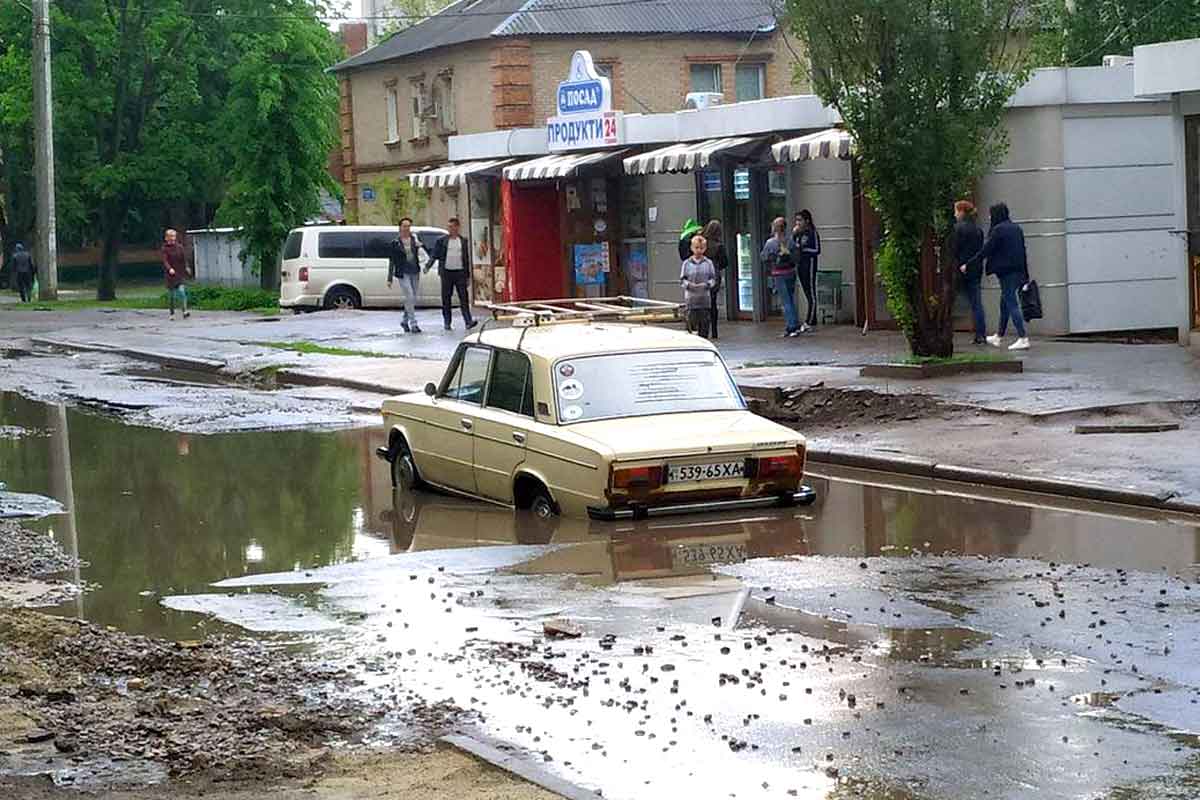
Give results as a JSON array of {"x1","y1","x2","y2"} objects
[
  {"x1": 559, "y1": 363, "x2": 575, "y2": 378},
  {"x1": 558, "y1": 379, "x2": 584, "y2": 401},
  {"x1": 562, "y1": 404, "x2": 584, "y2": 421}
]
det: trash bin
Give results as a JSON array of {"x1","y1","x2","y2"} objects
[{"x1": 816, "y1": 269, "x2": 842, "y2": 325}]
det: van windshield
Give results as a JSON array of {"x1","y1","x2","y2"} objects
[{"x1": 553, "y1": 350, "x2": 744, "y2": 424}]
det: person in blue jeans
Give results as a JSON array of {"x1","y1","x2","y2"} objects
[
  {"x1": 761, "y1": 217, "x2": 800, "y2": 337},
  {"x1": 953, "y1": 200, "x2": 987, "y2": 344},
  {"x1": 961, "y1": 202, "x2": 1031, "y2": 351}
]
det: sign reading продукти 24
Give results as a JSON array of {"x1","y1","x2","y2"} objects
[{"x1": 547, "y1": 50, "x2": 624, "y2": 152}]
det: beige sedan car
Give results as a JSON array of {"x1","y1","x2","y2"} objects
[{"x1": 377, "y1": 321, "x2": 815, "y2": 520}]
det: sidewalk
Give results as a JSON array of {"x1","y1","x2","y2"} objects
[{"x1": 6, "y1": 307, "x2": 1200, "y2": 511}]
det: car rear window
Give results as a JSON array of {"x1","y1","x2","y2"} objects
[
  {"x1": 553, "y1": 349, "x2": 744, "y2": 424},
  {"x1": 317, "y1": 231, "x2": 363, "y2": 259},
  {"x1": 282, "y1": 231, "x2": 303, "y2": 261}
]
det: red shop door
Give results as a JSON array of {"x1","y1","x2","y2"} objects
[{"x1": 503, "y1": 179, "x2": 564, "y2": 301}]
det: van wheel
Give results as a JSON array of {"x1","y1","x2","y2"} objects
[
  {"x1": 325, "y1": 286, "x2": 361, "y2": 310},
  {"x1": 390, "y1": 440, "x2": 423, "y2": 490}
]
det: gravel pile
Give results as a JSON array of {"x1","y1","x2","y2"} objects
[{"x1": 0, "y1": 520, "x2": 80, "y2": 579}]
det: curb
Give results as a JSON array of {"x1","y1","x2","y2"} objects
[
  {"x1": 442, "y1": 734, "x2": 602, "y2": 800},
  {"x1": 31, "y1": 337, "x2": 226, "y2": 373},
  {"x1": 805, "y1": 447, "x2": 1200, "y2": 515},
  {"x1": 274, "y1": 368, "x2": 416, "y2": 397}
]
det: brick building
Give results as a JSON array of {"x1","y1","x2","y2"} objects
[{"x1": 331, "y1": 0, "x2": 805, "y2": 226}]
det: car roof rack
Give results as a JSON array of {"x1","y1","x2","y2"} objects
[{"x1": 484, "y1": 297, "x2": 684, "y2": 327}]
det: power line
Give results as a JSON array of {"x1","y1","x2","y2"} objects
[{"x1": 1067, "y1": 0, "x2": 1177, "y2": 65}]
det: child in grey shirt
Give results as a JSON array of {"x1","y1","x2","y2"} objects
[{"x1": 680, "y1": 234, "x2": 717, "y2": 338}]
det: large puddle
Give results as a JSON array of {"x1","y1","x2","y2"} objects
[
  {"x1": 1, "y1": 390, "x2": 1198, "y2": 637},
  {"x1": 4, "y1": 392, "x2": 1200, "y2": 799}
]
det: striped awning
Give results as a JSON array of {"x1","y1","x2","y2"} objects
[
  {"x1": 623, "y1": 137, "x2": 761, "y2": 175},
  {"x1": 503, "y1": 150, "x2": 628, "y2": 181},
  {"x1": 408, "y1": 159, "x2": 513, "y2": 189},
  {"x1": 772, "y1": 128, "x2": 854, "y2": 163}
]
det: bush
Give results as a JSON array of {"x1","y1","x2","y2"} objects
[{"x1": 160, "y1": 285, "x2": 279, "y2": 311}]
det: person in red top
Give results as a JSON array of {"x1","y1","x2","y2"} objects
[{"x1": 161, "y1": 229, "x2": 190, "y2": 319}]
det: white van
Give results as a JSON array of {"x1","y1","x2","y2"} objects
[{"x1": 279, "y1": 225, "x2": 461, "y2": 311}]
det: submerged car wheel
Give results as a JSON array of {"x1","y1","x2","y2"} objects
[
  {"x1": 530, "y1": 489, "x2": 557, "y2": 520},
  {"x1": 390, "y1": 440, "x2": 422, "y2": 490}
]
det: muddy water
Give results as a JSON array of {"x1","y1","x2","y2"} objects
[{"x1": 2, "y1": 391, "x2": 1199, "y2": 639}]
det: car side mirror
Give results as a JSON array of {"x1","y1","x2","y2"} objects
[{"x1": 424, "y1": 382, "x2": 437, "y2": 397}]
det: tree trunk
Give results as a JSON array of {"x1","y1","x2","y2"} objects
[
  {"x1": 97, "y1": 202, "x2": 123, "y2": 301},
  {"x1": 905, "y1": 225, "x2": 956, "y2": 358},
  {"x1": 260, "y1": 248, "x2": 280, "y2": 292}
]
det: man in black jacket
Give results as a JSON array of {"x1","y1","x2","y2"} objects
[
  {"x1": 427, "y1": 218, "x2": 476, "y2": 331},
  {"x1": 10, "y1": 243, "x2": 34, "y2": 303},
  {"x1": 952, "y1": 201, "x2": 987, "y2": 344},
  {"x1": 962, "y1": 202, "x2": 1031, "y2": 351},
  {"x1": 388, "y1": 217, "x2": 425, "y2": 333}
]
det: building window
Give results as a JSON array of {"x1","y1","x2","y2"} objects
[
  {"x1": 595, "y1": 62, "x2": 617, "y2": 107},
  {"x1": 735, "y1": 63, "x2": 765, "y2": 102},
  {"x1": 410, "y1": 82, "x2": 428, "y2": 139},
  {"x1": 385, "y1": 87, "x2": 400, "y2": 143},
  {"x1": 434, "y1": 73, "x2": 455, "y2": 132},
  {"x1": 689, "y1": 63, "x2": 722, "y2": 95}
]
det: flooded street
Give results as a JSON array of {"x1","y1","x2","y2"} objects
[{"x1": 2, "y1": 391, "x2": 1200, "y2": 798}]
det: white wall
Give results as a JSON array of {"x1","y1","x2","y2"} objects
[
  {"x1": 1134, "y1": 38, "x2": 1200, "y2": 97},
  {"x1": 192, "y1": 232, "x2": 255, "y2": 287},
  {"x1": 643, "y1": 172, "x2": 697, "y2": 302},
  {"x1": 788, "y1": 158, "x2": 855, "y2": 321}
]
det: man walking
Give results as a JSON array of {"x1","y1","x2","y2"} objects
[
  {"x1": 10, "y1": 243, "x2": 34, "y2": 303},
  {"x1": 161, "y1": 228, "x2": 190, "y2": 319},
  {"x1": 427, "y1": 218, "x2": 476, "y2": 331},
  {"x1": 388, "y1": 217, "x2": 425, "y2": 333}
]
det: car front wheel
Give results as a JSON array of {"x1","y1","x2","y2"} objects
[{"x1": 390, "y1": 441, "x2": 423, "y2": 490}]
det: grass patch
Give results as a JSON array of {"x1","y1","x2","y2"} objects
[
  {"x1": 257, "y1": 341, "x2": 397, "y2": 359},
  {"x1": 900, "y1": 352, "x2": 1010, "y2": 366},
  {"x1": 3, "y1": 284, "x2": 278, "y2": 314}
]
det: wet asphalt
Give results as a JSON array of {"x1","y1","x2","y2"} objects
[{"x1": 2, "y1": 391, "x2": 1199, "y2": 798}]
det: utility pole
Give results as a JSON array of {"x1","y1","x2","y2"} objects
[{"x1": 32, "y1": 0, "x2": 58, "y2": 300}]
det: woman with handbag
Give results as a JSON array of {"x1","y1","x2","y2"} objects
[{"x1": 961, "y1": 202, "x2": 1031, "y2": 351}]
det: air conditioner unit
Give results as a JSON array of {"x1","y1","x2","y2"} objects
[
  {"x1": 684, "y1": 92, "x2": 724, "y2": 111},
  {"x1": 1101, "y1": 54, "x2": 1133, "y2": 67}
]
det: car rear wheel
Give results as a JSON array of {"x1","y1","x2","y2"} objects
[
  {"x1": 324, "y1": 286, "x2": 361, "y2": 310},
  {"x1": 530, "y1": 489, "x2": 557, "y2": 520},
  {"x1": 390, "y1": 440, "x2": 423, "y2": 490}
]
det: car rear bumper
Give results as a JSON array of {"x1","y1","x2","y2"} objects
[
  {"x1": 279, "y1": 290, "x2": 321, "y2": 309},
  {"x1": 588, "y1": 486, "x2": 816, "y2": 521}
]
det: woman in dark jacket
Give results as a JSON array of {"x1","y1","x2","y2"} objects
[
  {"x1": 953, "y1": 200, "x2": 987, "y2": 344},
  {"x1": 701, "y1": 220, "x2": 727, "y2": 340},
  {"x1": 792, "y1": 209, "x2": 821, "y2": 330},
  {"x1": 962, "y1": 202, "x2": 1031, "y2": 351}
]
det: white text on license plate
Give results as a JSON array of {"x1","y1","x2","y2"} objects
[
  {"x1": 668, "y1": 461, "x2": 745, "y2": 483},
  {"x1": 672, "y1": 542, "x2": 748, "y2": 570}
]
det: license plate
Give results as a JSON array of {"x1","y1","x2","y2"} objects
[
  {"x1": 672, "y1": 542, "x2": 748, "y2": 570},
  {"x1": 667, "y1": 461, "x2": 745, "y2": 483}
]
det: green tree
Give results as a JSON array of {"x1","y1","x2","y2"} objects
[
  {"x1": 1034, "y1": 0, "x2": 1200, "y2": 66},
  {"x1": 215, "y1": 1, "x2": 342, "y2": 291},
  {"x1": 377, "y1": 0, "x2": 455, "y2": 37},
  {"x1": 785, "y1": 0, "x2": 1033, "y2": 356}
]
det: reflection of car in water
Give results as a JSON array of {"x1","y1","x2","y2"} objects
[
  {"x1": 384, "y1": 485, "x2": 813, "y2": 583},
  {"x1": 377, "y1": 299, "x2": 816, "y2": 521}
]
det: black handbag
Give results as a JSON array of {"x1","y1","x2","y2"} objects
[{"x1": 1019, "y1": 279, "x2": 1043, "y2": 321}]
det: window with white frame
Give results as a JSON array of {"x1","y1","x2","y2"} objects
[
  {"x1": 689, "y1": 63, "x2": 722, "y2": 94},
  {"x1": 385, "y1": 87, "x2": 400, "y2": 143},
  {"x1": 410, "y1": 82, "x2": 427, "y2": 139},
  {"x1": 735, "y1": 63, "x2": 765, "y2": 102}
]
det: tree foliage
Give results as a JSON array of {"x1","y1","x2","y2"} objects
[
  {"x1": 785, "y1": 0, "x2": 1032, "y2": 356},
  {"x1": 215, "y1": 1, "x2": 341, "y2": 291},
  {"x1": 1033, "y1": 0, "x2": 1200, "y2": 66},
  {"x1": 0, "y1": 1, "x2": 341, "y2": 298},
  {"x1": 377, "y1": 0, "x2": 456, "y2": 37}
]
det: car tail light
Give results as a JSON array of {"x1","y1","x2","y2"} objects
[
  {"x1": 754, "y1": 453, "x2": 803, "y2": 480},
  {"x1": 298, "y1": 267, "x2": 309, "y2": 282},
  {"x1": 611, "y1": 465, "x2": 664, "y2": 490}
]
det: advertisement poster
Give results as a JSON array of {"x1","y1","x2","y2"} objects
[
  {"x1": 623, "y1": 240, "x2": 648, "y2": 298},
  {"x1": 574, "y1": 243, "x2": 610, "y2": 286},
  {"x1": 470, "y1": 218, "x2": 493, "y2": 303}
]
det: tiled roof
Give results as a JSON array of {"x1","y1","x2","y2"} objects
[{"x1": 332, "y1": 0, "x2": 777, "y2": 72}]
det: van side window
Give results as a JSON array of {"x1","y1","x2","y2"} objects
[
  {"x1": 282, "y1": 231, "x2": 303, "y2": 261},
  {"x1": 363, "y1": 233, "x2": 392, "y2": 260},
  {"x1": 317, "y1": 231, "x2": 363, "y2": 259},
  {"x1": 441, "y1": 346, "x2": 491, "y2": 405},
  {"x1": 486, "y1": 349, "x2": 534, "y2": 417}
]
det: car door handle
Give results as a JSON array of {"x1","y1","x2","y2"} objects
[
  {"x1": 512, "y1": 432, "x2": 526, "y2": 444},
  {"x1": 460, "y1": 419, "x2": 473, "y2": 431}
]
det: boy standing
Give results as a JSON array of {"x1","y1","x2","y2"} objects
[{"x1": 680, "y1": 234, "x2": 716, "y2": 338}]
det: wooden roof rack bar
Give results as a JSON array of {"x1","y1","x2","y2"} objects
[{"x1": 484, "y1": 296, "x2": 684, "y2": 326}]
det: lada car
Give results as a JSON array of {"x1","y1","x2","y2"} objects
[{"x1": 376, "y1": 302, "x2": 815, "y2": 520}]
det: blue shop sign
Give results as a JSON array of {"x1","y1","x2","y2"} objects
[
  {"x1": 558, "y1": 80, "x2": 604, "y2": 115},
  {"x1": 548, "y1": 50, "x2": 624, "y2": 152}
]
